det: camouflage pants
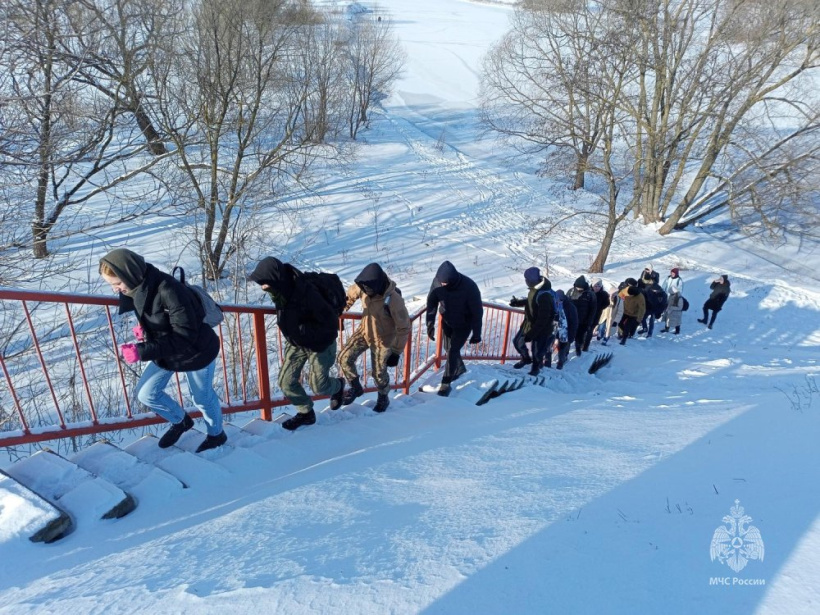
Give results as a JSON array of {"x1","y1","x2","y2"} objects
[
  {"x1": 338, "y1": 331, "x2": 392, "y2": 394},
  {"x1": 278, "y1": 340, "x2": 340, "y2": 414}
]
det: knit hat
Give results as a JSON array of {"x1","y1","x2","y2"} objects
[
  {"x1": 625, "y1": 277, "x2": 638, "y2": 286},
  {"x1": 591, "y1": 278, "x2": 603, "y2": 289},
  {"x1": 573, "y1": 275, "x2": 588, "y2": 289},
  {"x1": 645, "y1": 263, "x2": 653, "y2": 272},
  {"x1": 671, "y1": 267, "x2": 679, "y2": 276},
  {"x1": 524, "y1": 267, "x2": 541, "y2": 287}
]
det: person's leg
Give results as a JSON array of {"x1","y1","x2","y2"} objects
[
  {"x1": 647, "y1": 314, "x2": 655, "y2": 337},
  {"x1": 369, "y1": 344, "x2": 392, "y2": 394},
  {"x1": 708, "y1": 309, "x2": 719, "y2": 328},
  {"x1": 307, "y1": 341, "x2": 342, "y2": 397},
  {"x1": 699, "y1": 305, "x2": 709, "y2": 324},
  {"x1": 278, "y1": 341, "x2": 312, "y2": 414},
  {"x1": 185, "y1": 360, "x2": 223, "y2": 436},
  {"x1": 443, "y1": 328, "x2": 470, "y2": 384},
  {"x1": 136, "y1": 361, "x2": 184, "y2": 424},
  {"x1": 339, "y1": 331, "x2": 367, "y2": 384},
  {"x1": 512, "y1": 329, "x2": 531, "y2": 367}
]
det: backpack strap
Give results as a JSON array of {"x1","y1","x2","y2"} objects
[{"x1": 171, "y1": 266, "x2": 186, "y2": 285}]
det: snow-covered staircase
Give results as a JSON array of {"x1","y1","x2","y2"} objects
[{"x1": 3, "y1": 359, "x2": 609, "y2": 544}]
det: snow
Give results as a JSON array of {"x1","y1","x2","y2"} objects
[{"x1": 2, "y1": 0, "x2": 820, "y2": 613}]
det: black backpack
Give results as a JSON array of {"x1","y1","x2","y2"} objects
[
  {"x1": 172, "y1": 266, "x2": 224, "y2": 328},
  {"x1": 681, "y1": 296, "x2": 690, "y2": 311},
  {"x1": 302, "y1": 271, "x2": 346, "y2": 323}
]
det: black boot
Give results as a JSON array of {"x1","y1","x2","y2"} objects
[
  {"x1": 513, "y1": 358, "x2": 531, "y2": 369},
  {"x1": 282, "y1": 409, "x2": 316, "y2": 431},
  {"x1": 196, "y1": 430, "x2": 227, "y2": 453},
  {"x1": 528, "y1": 363, "x2": 540, "y2": 377},
  {"x1": 158, "y1": 414, "x2": 194, "y2": 448},
  {"x1": 708, "y1": 312, "x2": 718, "y2": 329},
  {"x1": 437, "y1": 382, "x2": 451, "y2": 397},
  {"x1": 329, "y1": 377, "x2": 345, "y2": 410},
  {"x1": 674, "y1": 326, "x2": 680, "y2": 335},
  {"x1": 698, "y1": 308, "x2": 708, "y2": 324},
  {"x1": 660, "y1": 327, "x2": 669, "y2": 333},
  {"x1": 342, "y1": 377, "x2": 364, "y2": 406},
  {"x1": 373, "y1": 393, "x2": 390, "y2": 413}
]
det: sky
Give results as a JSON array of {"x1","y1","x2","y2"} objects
[{"x1": 2, "y1": 0, "x2": 820, "y2": 613}]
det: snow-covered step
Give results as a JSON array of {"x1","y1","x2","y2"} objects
[
  {"x1": 241, "y1": 415, "x2": 291, "y2": 439},
  {"x1": 175, "y1": 427, "x2": 271, "y2": 475},
  {"x1": 71, "y1": 440, "x2": 187, "y2": 496},
  {"x1": 5, "y1": 449, "x2": 136, "y2": 526},
  {"x1": 124, "y1": 434, "x2": 230, "y2": 488},
  {"x1": 0, "y1": 470, "x2": 72, "y2": 544}
]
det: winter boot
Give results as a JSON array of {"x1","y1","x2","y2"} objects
[
  {"x1": 453, "y1": 363, "x2": 467, "y2": 381},
  {"x1": 437, "y1": 382, "x2": 451, "y2": 397},
  {"x1": 196, "y1": 430, "x2": 227, "y2": 453},
  {"x1": 373, "y1": 393, "x2": 390, "y2": 413},
  {"x1": 342, "y1": 377, "x2": 364, "y2": 406},
  {"x1": 513, "y1": 358, "x2": 531, "y2": 369},
  {"x1": 660, "y1": 327, "x2": 669, "y2": 333},
  {"x1": 674, "y1": 326, "x2": 680, "y2": 335},
  {"x1": 282, "y1": 409, "x2": 316, "y2": 431},
  {"x1": 528, "y1": 363, "x2": 540, "y2": 377},
  {"x1": 329, "y1": 377, "x2": 345, "y2": 410},
  {"x1": 158, "y1": 414, "x2": 194, "y2": 449}
]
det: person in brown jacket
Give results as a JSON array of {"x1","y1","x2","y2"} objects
[
  {"x1": 618, "y1": 278, "x2": 646, "y2": 346},
  {"x1": 338, "y1": 263, "x2": 411, "y2": 412}
]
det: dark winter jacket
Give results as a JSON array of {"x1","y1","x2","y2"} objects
[
  {"x1": 643, "y1": 282, "x2": 669, "y2": 319},
  {"x1": 637, "y1": 268, "x2": 660, "y2": 288},
  {"x1": 566, "y1": 276, "x2": 597, "y2": 332},
  {"x1": 426, "y1": 261, "x2": 483, "y2": 337},
  {"x1": 521, "y1": 278, "x2": 555, "y2": 342},
  {"x1": 556, "y1": 290, "x2": 578, "y2": 341},
  {"x1": 107, "y1": 259, "x2": 220, "y2": 372},
  {"x1": 704, "y1": 276, "x2": 731, "y2": 311},
  {"x1": 249, "y1": 257, "x2": 338, "y2": 352}
]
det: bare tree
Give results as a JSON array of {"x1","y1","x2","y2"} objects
[
  {"x1": 1, "y1": 0, "x2": 167, "y2": 259},
  {"x1": 342, "y1": 11, "x2": 405, "y2": 139},
  {"x1": 58, "y1": 0, "x2": 182, "y2": 156},
  {"x1": 147, "y1": 0, "x2": 334, "y2": 280}
]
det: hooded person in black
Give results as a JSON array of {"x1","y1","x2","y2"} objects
[
  {"x1": 566, "y1": 275, "x2": 596, "y2": 356},
  {"x1": 99, "y1": 248, "x2": 226, "y2": 453},
  {"x1": 249, "y1": 257, "x2": 343, "y2": 430},
  {"x1": 425, "y1": 261, "x2": 483, "y2": 396},
  {"x1": 698, "y1": 274, "x2": 731, "y2": 329}
]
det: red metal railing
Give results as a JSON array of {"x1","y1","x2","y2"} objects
[{"x1": 0, "y1": 289, "x2": 523, "y2": 447}]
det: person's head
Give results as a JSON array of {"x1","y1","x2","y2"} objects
[
  {"x1": 574, "y1": 275, "x2": 587, "y2": 290},
  {"x1": 248, "y1": 256, "x2": 295, "y2": 301},
  {"x1": 556, "y1": 289, "x2": 566, "y2": 302},
  {"x1": 592, "y1": 278, "x2": 603, "y2": 292},
  {"x1": 99, "y1": 248, "x2": 147, "y2": 295},
  {"x1": 670, "y1": 267, "x2": 680, "y2": 278},
  {"x1": 436, "y1": 261, "x2": 459, "y2": 287},
  {"x1": 625, "y1": 277, "x2": 638, "y2": 287},
  {"x1": 355, "y1": 263, "x2": 388, "y2": 297},
  {"x1": 644, "y1": 263, "x2": 653, "y2": 274},
  {"x1": 524, "y1": 267, "x2": 541, "y2": 288}
]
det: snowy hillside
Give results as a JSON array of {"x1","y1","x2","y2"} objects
[{"x1": 2, "y1": 0, "x2": 819, "y2": 614}]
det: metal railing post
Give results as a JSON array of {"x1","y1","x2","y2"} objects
[
  {"x1": 252, "y1": 312, "x2": 273, "y2": 421},
  {"x1": 500, "y1": 310, "x2": 513, "y2": 364}
]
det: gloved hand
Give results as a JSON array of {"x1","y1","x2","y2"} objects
[
  {"x1": 385, "y1": 352, "x2": 401, "y2": 367},
  {"x1": 132, "y1": 324, "x2": 145, "y2": 342},
  {"x1": 427, "y1": 324, "x2": 435, "y2": 341},
  {"x1": 509, "y1": 296, "x2": 525, "y2": 307},
  {"x1": 120, "y1": 343, "x2": 140, "y2": 364},
  {"x1": 469, "y1": 334, "x2": 481, "y2": 345}
]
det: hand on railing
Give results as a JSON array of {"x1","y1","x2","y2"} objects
[
  {"x1": 132, "y1": 324, "x2": 145, "y2": 342},
  {"x1": 386, "y1": 351, "x2": 401, "y2": 367},
  {"x1": 120, "y1": 343, "x2": 140, "y2": 364}
]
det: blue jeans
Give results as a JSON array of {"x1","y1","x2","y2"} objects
[{"x1": 135, "y1": 360, "x2": 223, "y2": 436}]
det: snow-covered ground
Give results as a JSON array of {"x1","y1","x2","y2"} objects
[{"x1": 2, "y1": 0, "x2": 819, "y2": 613}]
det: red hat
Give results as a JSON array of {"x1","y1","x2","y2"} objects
[{"x1": 671, "y1": 267, "x2": 679, "y2": 275}]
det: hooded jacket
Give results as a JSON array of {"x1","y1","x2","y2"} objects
[
  {"x1": 249, "y1": 257, "x2": 338, "y2": 352},
  {"x1": 555, "y1": 290, "x2": 578, "y2": 340},
  {"x1": 101, "y1": 249, "x2": 220, "y2": 372},
  {"x1": 426, "y1": 261, "x2": 483, "y2": 337},
  {"x1": 619, "y1": 285, "x2": 646, "y2": 321},
  {"x1": 345, "y1": 263, "x2": 411, "y2": 354}
]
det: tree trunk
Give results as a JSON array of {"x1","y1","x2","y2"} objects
[
  {"x1": 132, "y1": 106, "x2": 167, "y2": 155},
  {"x1": 589, "y1": 216, "x2": 617, "y2": 273}
]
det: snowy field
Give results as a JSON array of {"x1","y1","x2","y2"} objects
[{"x1": 2, "y1": 0, "x2": 820, "y2": 613}]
